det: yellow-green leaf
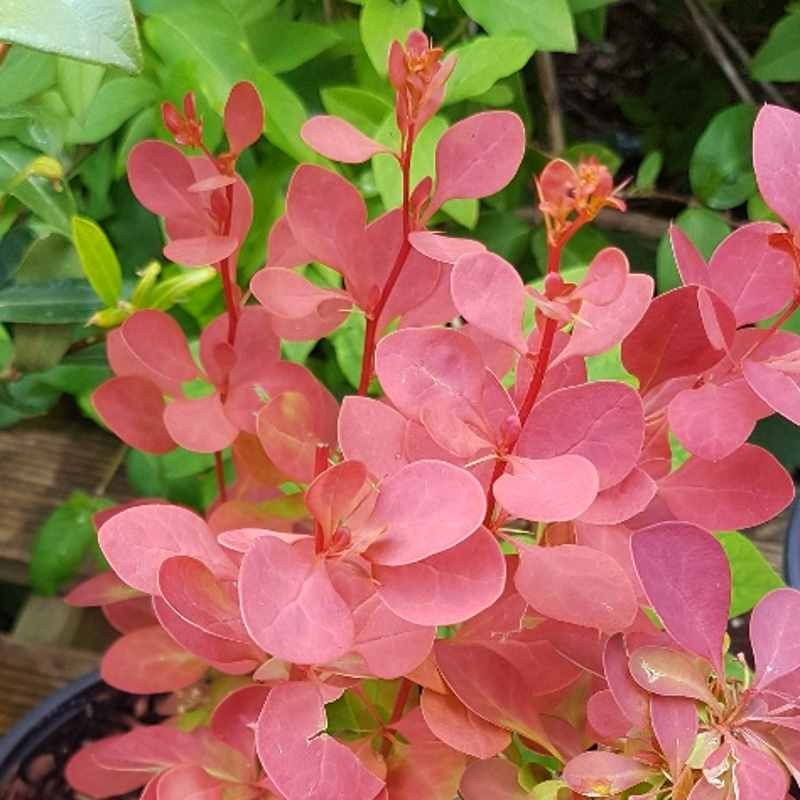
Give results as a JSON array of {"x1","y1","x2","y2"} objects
[{"x1": 71, "y1": 215, "x2": 122, "y2": 306}]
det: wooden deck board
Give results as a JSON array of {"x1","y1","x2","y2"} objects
[{"x1": 0, "y1": 635, "x2": 98, "y2": 735}]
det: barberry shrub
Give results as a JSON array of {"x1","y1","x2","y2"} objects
[{"x1": 64, "y1": 31, "x2": 800, "y2": 800}]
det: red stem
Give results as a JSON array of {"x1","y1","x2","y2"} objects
[
  {"x1": 484, "y1": 229, "x2": 572, "y2": 527},
  {"x1": 214, "y1": 451, "x2": 228, "y2": 503},
  {"x1": 219, "y1": 183, "x2": 240, "y2": 346},
  {"x1": 313, "y1": 444, "x2": 330, "y2": 553},
  {"x1": 357, "y1": 129, "x2": 415, "y2": 395}
]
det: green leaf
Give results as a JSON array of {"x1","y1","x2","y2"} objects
[
  {"x1": 690, "y1": 104, "x2": 757, "y2": 210},
  {"x1": 444, "y1": 35, "x2": 535, "y2": 105},
  {"x1": 751, "y1": 12, "x2": 800, "y2": 82},
  {"x1": 0, "y1": 324, "x2": 13, "y2": 370},
  {"x1": 717, "y1": 531, "x2": 784, "y2": 618},
  {"x1": 249, "y1": 18, "x2": 340, "y2": 74},
  {"x1": 57, "y1": 58, "x2": 106, "y2": 121},
  {"x1": 65, "y1": 76, "x2": 159, "y2": 145},
  {"x1": 71, "y1": 216, "x2": 122, "y2": 306},
  {"x1": 0, "y1": 47, "x2": 56, "y2": 108},
  {"x1": 563, "y1": 142, "x2": 622, "y2": 174},
  {"x1": 635, "y1": 150, "x2": 663, "y2": 191},
  {"x1": 144, "y1": 2, "x2": 314, "y2": 163},
  {"x1": 29, "y1": 491, "x2": 113, "y2": 596},
  {"x1": 655, "y1": 208, "x2": 730, "y2": 292},
  {"x1": 0, "y1": 142, "x2": 74, "y2": 235},
  {"x1": 11, "y1": 323, "x2": 73, "y2": 372},
  {"x1": 329, "y1": 311, "x2": 365, "y2": 389},
  {"x1": 137, "y1": 266, "x2": 217, "y2": 310},
  {"x1": 569, "y1": 0, "x2": 616, "y2": 10},
  {"x1": 0, "y1": 279, "x2": 101, "y2": 323},
  {"x1": 456, "y1": 0, "x2": 576, "y2": 53},
  {"x1": 586, "y1": 345, "x2": 637, "y2": 387},
  {"x1": 0, "y1": 0, "x2": 143, "y2": 72},
  {"x1": 321, "y1": 86, "x2": 392, "y2": 136},
  {"x1": 359, "y1": 0, "x2": 423, "y2": 76},
  {"x1": 372, "y1": 113, "x2": 478, "y2": 228},
  {"x1": 115, "y1": 107, "x2": 156, "y2": 178},
  {"x1": 747, "y1": 192, "x2": 780, "y2": 223}
]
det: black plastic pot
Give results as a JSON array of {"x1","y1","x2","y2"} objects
[{"x1": 0, "y1": 671, "x2": 162, "y2": 799}]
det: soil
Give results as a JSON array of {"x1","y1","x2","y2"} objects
[{"x1": 0, "y1": 682, "x2": 165, "y2": 800}]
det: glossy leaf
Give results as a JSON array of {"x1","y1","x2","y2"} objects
[
  {"x1": 751, "y1": 588, "x2": 800, "y2": 689},
  {"x1": 71, "y1": 215, "x2": 122, "y2": 306}
]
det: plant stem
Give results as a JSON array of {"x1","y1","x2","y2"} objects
[
  {"x1": 313, "y1": 444, "x2": 330, "y2": 553},
  {"x1": 214, "y1": 451, "x2": 228, "y2": 503},
  {"x1": 357, "y1": 129, "x2": 415, "y2": 395},
  {"x1": 484, "y1": 232, "x2": 569, "y2": 527},
  {"x1": 219, "y1": 183, "x2": 240, "y2": 345}
]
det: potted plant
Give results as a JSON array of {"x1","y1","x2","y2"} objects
[{"x1": 4, "y1": 29, "x2": 800, "y2": 800}]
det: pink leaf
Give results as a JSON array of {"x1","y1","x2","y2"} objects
[
  {"x1": 285, "y1": 165, "x2": 366, "y2": 273},
  {"x1": 729, "y1": 740, "x2": 789, "y2": 800},
  {"x1": 301, "y1": 115, "x2": 388, "y2": 162},
  {"x1": 751, "y1": 588, "x2": 800, "y2": 690},
  {"x1": 338, "y1": 397, "x2": 409, "y2": 480},
  {"x1": 516, "y1": 381, "x2": 645, "y2": 489},
  {"x1": 375, "y1": 327, "x2": 485, "y2": 419},
  {"x1": 420, "y1": 687, "x2": 510, "y2": 759},
  {"x1": 66, "y1": 741, "x2": 152, "y2": 799},
  {"x1": 365, "y1": 460, "x2": 486, "y2": 566},
  {"x1": 164, "y1": 234, "x2": 238, "y2": 266},
  {"x1": 578, "y1": 247, "x2": 629, "y2": 306},
  {"x1": 340, "y1": 590, "x2": 434, "y2": 679},
  {"x1": 384, "y1": 707, "x2": 467, "y2": 800},
  {"x1": 375, "y1": 527, "x2": 506, "y2": 625},
  {"x1": 99, "y1": 503, "x2": 234, "y2": 595},
  {"x1": 551, "y1": 273, "x2": 654, "y2": 364},
  {"x1": 753, "y1": 104, "x2": 800, "y2": 229},
  {"x1": 409, "y1": 231, "x2": 485, "y2": 263},
  {"x1": 256, "y1": 391, "x2": 334, "y2": 482},
  {"x1": 670, "y1": 225, "x2": 711, "y2": 287},
  {"x1": 631, "y1": 522, "x2": 729, "y2": 671},
  {"x1": 515, "y1": 544, "x2": 638, "y2": 633},
  {"x1": 435, "y1": 640, "x2": 554, "y2": 754},
  {"x1": 494, "y1": 454, "x2": 599, "y2": 522},
  {"x1": 708, "y1": 222, "x2": 795, "y2": 326},
  {"x1": 621, "y1": 285, "x2": 735, "y2": 393},
  {"x1": 65, "y1": 571, "x2": 142, "y2": 607},
  {"x1": 667, "y1": 382, "x2": 760, "y2": 462},
  {"x1": 210, "y1": 684, "x2": 270, "y2": 762},
  {"x1": 224, "y1": 81, "x2": 264, "y2": 154},
  {"x1": 603, "y1": 634, "x2": 650, "y2": 730},
  {"x1": 428, "y1": 112, "x2": 525, "y2": 214},
  {"x1": 451, "y1": 251, "x2": 528, "y2": 352},
  {"x1": 657, "y1": 444, "x2": 794, "y2": 530},
  {"x1": 256, "y1": 682, "x2": 384, "y2": 800},
  {"x1": 579, "y1": 468, "x2": 657, "y2": 525},
  {"x1": 101, "y1": 625, "x2": 208, "y2": 693},
  {"x1": 239, "y1": 537, "x2": 354, "y2": 665},
  {"x1": 628, "y1": 646, "x2": 716, "y2": 704},
  {"x1": 250, "y1": 266, "x2": 350, "y2": 340},
  {"x1": 158, "y1": 556, "x2": 250, "y2": 645},
  {"x1": 109, "y1": 310, "x2": 198, "y2": 394},
  {"x1": 563, "y1": 752, "x2": 655, "y2": 797},
  {"x1": 163, "y1": 393, "x2": 238, "y2": 453},
  {"x1": 743, "y1": 357, "x2": 800, "y2": 425},
  {"x1": 103, "y1": 596, "x2": 157, "y2": 633},
  {"x1": 266, "y1": 214, "x2": 313, "y2": 268},
  {"x1": 651, "y1": 695, "x2": 698, "y2": 778},
  {"x1": 93, "y1": 376, "x2": 174, "y2": 454},
  {"x1": 305, "y1": 460, "x2": 375, "y2": 542},
  {"x1": 128, "y1": 140, "x2": 199, "y2": 219},
  {"x1": 156, "y1": 765, "x2": 224, "y2": 799},
  {"x1": 459, "y1": 758, "x2": 529, "y2": 800},
  {"x1": 587, "y1": 689, "x2": 633, "y2": 741}
]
